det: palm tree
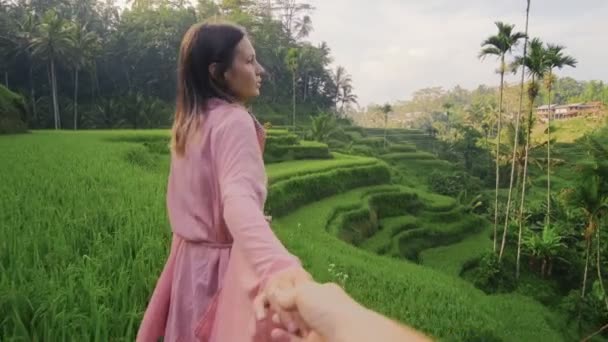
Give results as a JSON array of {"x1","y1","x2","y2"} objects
[
  {"x1": 340, "y1": 84, "x2": 358, "y2": 114},
  {"x1": 503, "y1": 0, "x2": 530, "y2": 276},
  {"x1": 543, "y1": 44, "x2": 577, "y2": 227},
  {"x1": 479, "y1": 21, "x2": 527, "y2": 253},
  {"x1": 309, "y1": 113, "x2": 338, "y2": 142},
  {"x1": 333, "y1": 66, "x2": 356, "y2": 113},
  {"x1": 522, "y1": 224, "x2": 565, "y2": 277},
  {"x1": 294, "y1": 15, "x2": 313, "y2": 39},
  {"x1": 286, "y1": 47, "x2": 299, "y2": 128},
  {"x1": 13, "y1": 13, "x2": 38, "y2": 125},
  {"x1": 30, "y1": 10, "x2": 72, "y2": 129},
  {"x1": 443, "y1": 102, "x2": 453, "y2": 134},
  {"x1": 69, "y1": 22, "x2": 99, "y2": 130},
  {"x1": 507, "y1": 37, "x2": 549, "y2": 262},
  {"x1": 500, "y1": 122, "x2": 546, "y2": 195},
  {"x1": 381, "y1": 103, "x2": 392, "y2": 149},
  {"x1": 566, "y1": 138, "x2": 608, "y2": 305}
]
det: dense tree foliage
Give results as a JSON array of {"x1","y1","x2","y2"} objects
[{"x1": 0, "y1": 0, "x2": 355, "y2": 129}]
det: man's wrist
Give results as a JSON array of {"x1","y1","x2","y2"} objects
[{"x1": 332, "y1": 301, "x2": 370, "y2": 342}]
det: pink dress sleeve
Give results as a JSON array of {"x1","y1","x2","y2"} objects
[{"x1": 215, "y1": 107, "x2": 300, "y2": 283}]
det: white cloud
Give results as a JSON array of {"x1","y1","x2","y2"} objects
[{"x1": 306, "y1": 0, "x2": 608, "y2": 106}]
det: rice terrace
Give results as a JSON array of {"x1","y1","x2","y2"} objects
[{"x1": 1, "y1": 0, "x2": 608, "y2": 341}]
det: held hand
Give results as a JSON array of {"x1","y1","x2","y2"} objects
[
  {"x1": 253, "y1": 267, "x2": 312, "y2": 333},
  {"x1": 269, "y1": 282, "x2": 434, "y2": 342},
  {"x1": 268, "y1": 282, "x2": 362, "y2": 342}
]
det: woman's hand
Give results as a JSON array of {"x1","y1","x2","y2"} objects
[
  {"x1": 269, "y1": 282, "x2": 434, "y2": 342},
  {"x1": 254, "y1": 267, "x2": 312, "y2": 333},
  {"x1": 268, "y1": 282, "x2": 362, "y2": 342}
]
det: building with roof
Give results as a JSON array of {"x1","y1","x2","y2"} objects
[{"x1": 536, "y1": 101, "x2": 604, "y2": 122}]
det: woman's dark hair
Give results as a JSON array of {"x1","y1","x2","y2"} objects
[{"x1": 172, "y1": 22, "x2": 246, "y2": 156}]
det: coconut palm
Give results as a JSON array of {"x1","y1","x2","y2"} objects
[
  {"x1": 523, "y1": 224, "x2": 565, "y2": 277},
  {"x1": 543, "y1": 44, "x2": 577, "y2": 228},
  {"x1": 12, "y1": 13, "x2": 38, "y2": 124},
  {"x1": 339, "y1": 84, "x2": 358, "y2": 114},
  {"x1": 500, "y1": 122, "x2": 546, "y2": 195},
  {"x1": 294, "y1": 15, "x2": 313, "y2": 39},
  {"x1": 381, "y1": 103, "x2": 392, "y2": 149},
  {"x1": 443, "y1": 102, "x2": 453, "y2": 136},
  {"x1": 30, "y1": 10, "x2": 72, "y2": 129},
  {"x1": 479, "y1": 21, "x2": 527, "y2": 252},
  {"x1": 501, "y1": 0, "x2": 531, "y2": 277},
  {"x1": 309, "y1": 112, "x2": 338, "y2": 143},
  {"x1": 333, "y1": 66, "x2": 356, "y2": 112},
  {"x1": 506, "y1": 37, "x2": 549, "y2": 262},
  {"x1": 286, "y1": 47, "x2": 299, "y2": 128},
  {"x1": 68, "y1": 22, "x2": 100, "y2": 130},
  {"x1": 566, "y1": 138, "x2": 608, "y2": 305}
]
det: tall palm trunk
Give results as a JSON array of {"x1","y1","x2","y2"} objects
[
  {"x1": 493, "y1": 55, "x2": 506, "y2": 252},
  {"x1": 73, "y1": 68, "x2": 79, "y2": 130},
  {"x1": 94, "y1": 61, "x2": 100, "y2": 100},
  {"x1": 4, "y1": 71, "x2": 8, "y2": 87},
  {"x1": 503, "y1": 1, "x2": 530, "y2": 268},
  {"x1": 29, "y1": 66, "x2": 37, "y2": 126},
  {"x1": 582, "y1": 236, "x2": 591, "y2": 298},
  {"x1": 292, "y1": 71, "x2": 296, "y2": 128},
  {"x1": 513, "y1": 77, "x2": 536, "y2": 263},
  {"x1": 546, "y1": 69, "x2": 553, "y2": 227},
  {"x1": 596, "y1": 226, "x2": 608, "y2": 310},
  {"x1": 383, "y1": 112, "x2": 388, "y2": 149},
  {"x1": 515, "y1": 0, "x2": 531, "y2": 275},
  {"x1": 578, "y1": 235, "x2": 592, "y2": 330},
  {"x1": 50, "y1": 58, "x2": 60, "y2": 130},
  {"x1": 486, "y1": 131, "x2": 491, "y2": 172}
]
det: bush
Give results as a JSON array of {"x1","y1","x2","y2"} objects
[
  {"x1": 266, "y1": 134, "x2": 299, "y2": 146},
  {"x1": 266, "y1": 129, "x2": 291, "y2": 135},
  {"x1": 0, "y1": 85, "x2": 28, "y2": 134},
  {"x1": 465, "y1": 252, "x2": 516, "y2": 294},
  {"x1": 343, "y1": 125, "x2": 366, "y2": 135},
  {"x1": 388, "y1": 144, "x2": 417, "y2": 153},
  {"x1": 266, "y1": 163, "x2": 391, "y2": 217},
  {"x1": 349, "y1": 144, "x2": 374, "y2": 156},
  {"x1": 516, "y1": 276, "x2": 560, "y2": 306},
  {"x1": 106, "y1": 134, "x2": 169, "y2": 144},
  {"x1": 396, "y1": 215, "x2": 485, "y2": 262},
  {"x1": 338, "y1": 208, "x2": 378, "y2": 245},
  {"x1": 356, "y1": 136, "x2": 385, "y2": 148},
  {"x1": 327, "y1": 139, "x2": 348, "y2": 149},
  {"x1": 344, "y1": 131, "x2": 364, "y2": 141},
  {"x1": 143, "y1": 141, "x2": 170, "y2": 155},
  {"x1": 368, "y1": 192, "x2": 424, "y2": 219},
  {"x1": 428, "y1": 170, "x2": 481, "y2": 197},
  {"x1": 560, "y1": 287, "x2": 608, "y2": 332},
  {"x1": 381, "y1": 152, "x2": 436, "y2": 161},
  {"x1": 264, "y1": 142, "x2": 331, "y2": 163},
  {"x1": 123, "y1": 146, "x2": 159, "y2": 170}
]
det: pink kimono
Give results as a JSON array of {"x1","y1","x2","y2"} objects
[{"x1": 137, "y1": 98, "x2": 301, "y2": 342}]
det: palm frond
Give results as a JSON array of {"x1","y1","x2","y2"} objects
[{"x1": 479, "y1": 46, "x2": 501, "y2": 59}]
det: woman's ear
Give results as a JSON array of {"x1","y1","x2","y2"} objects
[{"x1": 209, "y1": 63, "x2": 219, "y2": 81}]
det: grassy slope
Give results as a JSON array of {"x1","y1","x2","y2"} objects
[
  {"x1": 0, "y1": 130, "x2": 565, "y2": 341},
  {"x1": 273, "y1": 187, "x2": 564, "y2": 341},
  {"x1": 420, "y1": 226, "x2": 492, "y2": 277},
  {"x1": 266, "y1": 153, "x2": 378, "y2": 183},
  {"x1": 532, "y1": 116, "x2": 606, "y2": 143}
]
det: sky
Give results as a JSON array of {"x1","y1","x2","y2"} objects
[{"x1": 304, "y1": 0, "x2": 608, "y2": 106}]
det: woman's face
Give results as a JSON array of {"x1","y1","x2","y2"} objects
[{"x1": 224, "y1": 36, "x2": 265, "y2": 102}]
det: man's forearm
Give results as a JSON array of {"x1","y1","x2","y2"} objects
[{"x1": 335, "y1": 305, "x2": 433, "y2": 342}]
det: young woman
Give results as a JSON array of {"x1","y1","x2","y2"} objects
[{"x1": 137, "y1": 22, "x2": 311, "y2": 342}]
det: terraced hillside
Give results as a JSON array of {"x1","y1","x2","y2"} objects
[
  {"x1": 0, "y1": 129, "x2": 566, "y2": 341},
  {"x1": 322, "y1": 186, "x2": 491, "y2": 276},
  {"x1": 338, "y1": 128, "x2": 458, "y2": 189}
]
